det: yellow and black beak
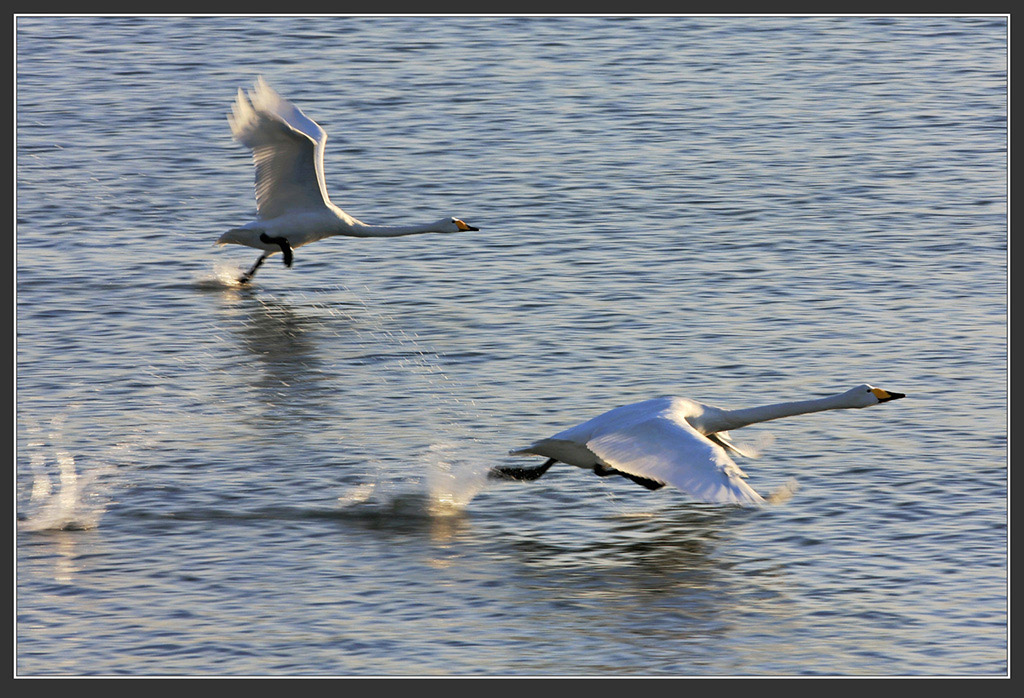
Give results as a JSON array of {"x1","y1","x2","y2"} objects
[
  {"x1": 455, "y1": 219, "x2": 479, "y2": 232},
  {"x1": 871, "y1": 388, "x2": 906, "y2": 403}
]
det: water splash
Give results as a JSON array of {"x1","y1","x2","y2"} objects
[
  {"x1": 421, "y1": 441, "x2": 490, "y2": 515},
  {"x1": 337, "y1": 482, "x2": 378, "y2": 506},
  {"x1": 766, "y1": 478, "x2": 800, "y2": 506},
  {"x1": 20, "y1": 447, "x2": 114, "y2": 532},
  {"x1": 333, "y1": 441, "x2": 489, "y2": 522},
  {"x1": 19, "y1": 413, "x2": 125, "y2": 532},
  {"x1": 192, "y1": 262, "x2": 252, "y2": 290}
]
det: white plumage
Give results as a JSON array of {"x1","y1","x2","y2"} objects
[
  {"x1": 218, "y1": 77, "x2": 478, "y2": 283},
  {"x1": 493, "y1": 384, "x2": 906, "y2": 506}
]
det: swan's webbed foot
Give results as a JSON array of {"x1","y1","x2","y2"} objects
[
  {"x1": 593, "y1": 463, "x2": 664, "y2": 490},
  {"x1": 238, "y1": 254, "x2": 268, "y2": 284},
  {"x1": 489, "y1": 458, "x2": 556, "y2": 481},
  {"x1": 618, "y1": 471, "x2": 665, "y2": 491},
  {"x1": 260, "y1": 233, "x2": 293, "y2": 268}
]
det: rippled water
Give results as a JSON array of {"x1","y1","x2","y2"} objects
[{"x1": 16, "y1": 15, "x2": 1007, "y2": 676}]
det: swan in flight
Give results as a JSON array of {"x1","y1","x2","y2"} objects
[
  {"x1": 218, "y1": 77, "x2": 479, "y2": 284},
  {"x1": 491, "y1": 384, "x2": 906, "y2": 506}
]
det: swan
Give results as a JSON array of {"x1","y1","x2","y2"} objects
[
  {"x1": 217, "y1": 77, "x2": 479, "y2": 284},
  {"x1": 491, "y1": 384, "x2": 906, "y2": 506}
]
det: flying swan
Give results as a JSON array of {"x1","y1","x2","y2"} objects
[
  {"x1": 218, "y1": 77, "x2": 479, "y2": 284},
  {"x1": 491, "y1": 384, "x2": 906, "y2": 506}
]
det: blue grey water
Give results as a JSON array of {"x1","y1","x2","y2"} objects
[{"x1": 15, "y1": 16, "x2": 1007, "y2": 676}]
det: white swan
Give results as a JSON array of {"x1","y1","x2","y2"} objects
[
  {"x1": 217, "y1": 77, "x2": 479, "y2": 284},
  {"x1": 492, "y1": 384, "x2": 906, "y2": 506}
]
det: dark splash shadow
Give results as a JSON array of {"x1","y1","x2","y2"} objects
[
  {"x1": 329, "y1": 491, "x2": 473, "y2": 541},
  {"x1": 124, "y1": 488, "x2": 473, "y2": 542}
]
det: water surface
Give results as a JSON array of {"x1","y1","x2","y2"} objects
[{"x1": 16, "y1": 15, "x2": 1007, "y2": 676}]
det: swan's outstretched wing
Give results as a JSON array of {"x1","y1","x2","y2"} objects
[
  {"x1": 586, "y1": 415, "x2": 765, "y2": 506},
  {"x1": 229, "y1": 77, "x2": 332, "y2": 219}
]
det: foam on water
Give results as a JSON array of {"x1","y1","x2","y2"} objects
[
  {"x1": 19, "y1": 415, "x2": 120, "y2": 532},
  {"x1": 421, "y1": 440, "x2": 491, "y2": 514},
  {"x1": 191, "y1": 262, "x2": 257, "y2": 290}
]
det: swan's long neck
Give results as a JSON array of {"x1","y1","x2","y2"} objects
[
  {"x1": 705, "y1": 393, "x2": 853, "y2": 433},
  {"x1": 319, "y1": 205, "x2": 449, "y2": 238},
  {"x1": 342, "y1": 222, "x2": 444, "y2": 238}
]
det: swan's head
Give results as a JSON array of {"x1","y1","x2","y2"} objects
[
  {"x1": 846, "y1": 384, "x2": 906, "y2": 408},
  {"x1": 436, "y1": 217, "x2": 479, "y2": 233}
]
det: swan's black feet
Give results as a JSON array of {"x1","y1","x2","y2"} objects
[
  {"x1": 619, "y1": 471, "x2": 665, "y2": 491},
  {"x1": 259, "y1": 233, "x2": 293, "y2": 268},
  {"x1": 238, "y1": 253, "x2": 269, "y2": 284},
  {"x1": 489, "y1": 458, "x2": 556, "y2": 481},
  {"x1": 593, "y1": 463, "x2": 664, "y2": 490}
]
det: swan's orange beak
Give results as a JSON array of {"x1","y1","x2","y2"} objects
[
  {"x1": 455, "y1": 219, "x2": 479, "y2": 232},
  {"x1": 871, "y1": 388, "x2": 905, "y2": 403}
]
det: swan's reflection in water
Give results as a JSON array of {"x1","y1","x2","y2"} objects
[
  {"x1": 471, "y1": 502, "x2": 794, "y2": 672},
  {"x1": 220, "y1": 290, "x2": 328, "y2": 393}
]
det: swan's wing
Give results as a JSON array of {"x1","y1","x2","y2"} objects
[
  {"x1": 229, "y1": 77, "x2": 332, "y2": 219},
  {"x1": 707, "y1": 430, "x2": 760, "y2": 459},
  {"x1": 586, "y1": 416, "x2": 765, "y2": 506}
]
